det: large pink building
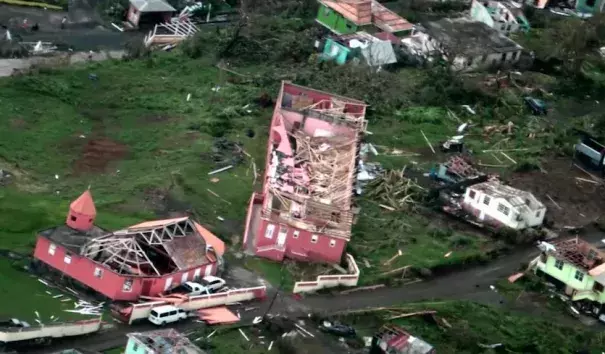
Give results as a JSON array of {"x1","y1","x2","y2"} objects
[
  {"x1": 243, "y1": 81, "x2": 367, "y2": 264},
  {"x1": 33, "y1": 190, "x2": 225, "y2": 301}
]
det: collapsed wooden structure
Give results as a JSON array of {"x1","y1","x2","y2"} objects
[
  {"x1": 144, "y1": 10, "x2": 199, "y2": 47},
  {"x1": 244, "y1": 81, "x2": 368, "y2": 264}
]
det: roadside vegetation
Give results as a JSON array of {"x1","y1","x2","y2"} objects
[
  {"x1": 0, "y1": 0, "x2": 63, "y2": 10},
  {"x1": 338, "y1": 300, "x2": 605, "y2": 354}
]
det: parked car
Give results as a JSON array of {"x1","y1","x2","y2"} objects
[
  {"x1": 523, "y1": 96, "x2": 548, "y2": 115},
  {"x1": 319, "y1": 320, "x2": 356, "y2": 337},
  {"x1": 165, "y1": 276, "x2": 226, "y2": 296},
  {"x1": 148, "y1": 305, "x2": 188, "y2": 326},
  {"x1": 166, "y1": 275, "x2": 225, "y2": 296}
]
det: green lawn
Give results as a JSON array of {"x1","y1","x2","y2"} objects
[{"x1": 343, "y1": 301, "x2": 605, "y2": 354}]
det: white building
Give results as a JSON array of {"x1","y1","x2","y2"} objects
[
  {"x1": 462, "y1": 181, "x2": 546, "y2": 230},
  {"x1": 420, "y1": 17, "x2": 523, "y2": 72}
]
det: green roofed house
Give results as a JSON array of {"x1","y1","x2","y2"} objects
[
  {"x1": 534, "y1": 238, "x2": 605, "y2": 316},
  {"x1": 316, "y1": 0, "x2": 413, "y2": 37}
]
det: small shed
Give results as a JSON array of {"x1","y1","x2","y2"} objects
[{"x1": 127, "y1": 0, "x2": 176, "y2": 28}]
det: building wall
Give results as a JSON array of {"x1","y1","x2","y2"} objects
[
  {"x1": 127, "y1": 5, "x2": 141, "y2": 26},
  {"x1": 125, "y1": 338, "x2": 147, "y2": 354},
  {"x1": 455, "y1": 49, "x2": 522, "y2": 72},
  {"x1": 34, "y1": 236, "x2": 218, "y2": 301},
  {"x1": 463, "y1": 189, "x2": 517, "y2": 228},
  {"x1": 542, "y1": 255, "x2": 593, "y2": 291},
  {"x1": 255, "y1": 218, "x2": 346, "y2": 263},
  {"x1": 316, "y1": 4, "x2": 358, "y2": 35},
  {"x1": 470, "y1": 0, "x2": 495, "y2": 28},
  {"x1": 322, "y1": 38, "x2": 350, "y2": 65},
  {"x1": 576, "y1": 0, "x2": 605, "y2": 14}
]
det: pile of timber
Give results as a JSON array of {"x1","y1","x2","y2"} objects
[{"x1": 366, "y1": 169, "x2": 427, "y2": 211}]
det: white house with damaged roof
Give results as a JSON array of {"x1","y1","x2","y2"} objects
[
  {"x1": 462, "y1": 180, "x2": 546, "y2": 230},
  {"x1": 412, "y1": 17, "x2": 523, "y2": 71},
  {"x1": 127, "y1": 0, "x2": 176, "y2": 28}
]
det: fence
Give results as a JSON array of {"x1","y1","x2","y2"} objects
[
  {"x1": 292, "y1": 254, "x2": 359, "y2": 294},
  {"x1": 121, "y1": 286, "x2": 267, "y2": 324}
]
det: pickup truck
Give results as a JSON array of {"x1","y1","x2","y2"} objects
[{"x1": 165, "y1": 276, "x2": 226, "y2": 296}]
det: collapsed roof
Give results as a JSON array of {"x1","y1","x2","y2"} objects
[
  {"x1": 470, "y1": 181, "x2": 544, "y2": 213},
  {"x1": 547, "y1": 238, "x2": 605, "y2": 272},
  {"x1": 81, "y1": 217, "x2": 223, "y2": 276},
  {"x1": 128, "y1": 329, "x2": 206, "y2": 354},
  {"x1": 263, "y1": 82, "x2": 367, "y2": 239}
]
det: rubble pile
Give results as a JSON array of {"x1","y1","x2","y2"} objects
[{"x1": 366, "y1": 169, "x2": 427, "y2": 211}]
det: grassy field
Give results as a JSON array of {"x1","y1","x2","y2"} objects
[{"x1": 342, "y1": 300, "x2": 604, "y2": 354}]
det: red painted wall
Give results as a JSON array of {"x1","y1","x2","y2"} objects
[
  {"x1": 34, "y1": 236, "x2": 218, "y2": 301},
  {"x1": 255, "y1": 219, "x2": 346, "y2": 263}
]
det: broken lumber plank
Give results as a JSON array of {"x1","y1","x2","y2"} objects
[
  {"x1": 575, "y1": 177, "x2": 599, "y2": 184},
  {"x1": 546, "y1": 194, "x2": 561, "y2": 210},
  {"x1": 387, "y1": 310, "x2": 437, "y2": 320},
  {"x1": 379, "y1": 265, "x2": 411, "y2": 277},
  {"x1": 340, "y1": 284, "x2": 386, "y2": 295},
  {"x1": 383, "y1": 249, "x2": 403, "y2": 266},
  {"x1": 500, "y1": 152, "x2": 517, "y2": 164},
  {"x1": 208, "y1": 165, "x2": 233, "y2": 175},
  {"x1": 481, "y1": 148, "x2": 529, "y2": 153},
  {"x1": 421, "y1": 130, "x2": 435, "y2": 154}
]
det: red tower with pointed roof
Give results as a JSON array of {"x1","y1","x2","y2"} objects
[{"x1": 66, "y1": 190, "x2": 96, "y2": 231}]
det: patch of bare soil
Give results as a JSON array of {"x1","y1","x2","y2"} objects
[
  {"x1": 10, "y1": 118, "x2": 27, "y2": 129},
  {"x1": 73, "y1": 137, "x2": 128, "y2": 174},
  {"x1": 506, "y1": 158, "x2": 605, "y2": 229}
]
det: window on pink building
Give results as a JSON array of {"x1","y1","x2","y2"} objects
[
  {"x1": 293, "y1": 230, "x2": 300, "y2": 239},
  {"x1": 48, "y1": 243, "x2": 56, "y2": 255},
  {"x1": 123, "y1": 278, "x2": 133, "y2": 292},
  {"x1": 329, "y1": 239, "x2": 336, "y2": 247},
  {"x1": 311, "y1": 235, "x2": 318, "y2": 243},
  {"x1": 265, "y1": 224, "x2": 275, "y2": 239}
]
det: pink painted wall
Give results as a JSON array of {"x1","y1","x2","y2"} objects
[
  {"x1": 66, "y1": 210, "x2": 94, "y2": 232},
  {"x1": 280, "y1": 111, "x2": 356, "y2": 138},
  {"x1": 34, "y1": 236, "x2": 218, "y2": 301},
  {"x1": 255, "y1": 219, "x2": 346, "y2": 263}
]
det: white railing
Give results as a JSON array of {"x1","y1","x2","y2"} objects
[{"x1": 292, "y1": 254, "x2": 360, "y2": 294}]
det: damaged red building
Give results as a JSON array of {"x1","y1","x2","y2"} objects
[
  {"x1": 33, "y1": 190, "x2": 225, "y2": 301},
  {"x1": 243, "y1": 81, "x2": 367, "y2": 264}
]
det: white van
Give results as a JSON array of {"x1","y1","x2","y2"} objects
[{"x1": 148, "y1": 305, "x2": 188, "y2": 325}]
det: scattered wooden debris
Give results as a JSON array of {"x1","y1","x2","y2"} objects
[
  {"x1": 340, "y1": 284, "x2": 385, "y2": 294},
  {"x1": 208, "y1": 165, "x2": 233, "y2": 175},
  {"x1": 367, "y1": 170, "x2": 427, "y2": 211},
  {"x1": 500, "y1": 152, "x2": 516, "y2": 164},
  {"x1": 575, "y1": 177, "x2": 599, "y2": 184},
  {"x1": 546, "y1": 194, "x2": 561, "y2": 210},
  {"x1": 387, "y1": 310, "x2": 437, "y2": 320},
  {"x1": 379, "y1": 265, "x2": 410, "y2": 277},
  {"x1": 207, "y1": 188, "x2": 232, "y2": 205},
  {"x1": 508, "y1": 272, "x2": 524, "y2": 283},
  {"x1": 238, "y1": 328, "x2": 249, "y2": 341},
  {"x1": 421, "y1": 130, "x2": 435, "y2": 154},
  {"x1": 383, "y1": 249, "x2": 403, "y2": 266}
]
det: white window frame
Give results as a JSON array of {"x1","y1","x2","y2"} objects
[
  {"x1": 63, "y1": 254, "x2": 72, "y2": 264},
  {"x1": 48, "y1": 243, "x2": 57, "y2": 255},
  {"x1": 265, "y1": 224, "x2": 275, "y2": 239},
  {"x1": 94, "y1": 267, "x2": 103, "y2": 278},
  {"x1": 554, "y1": 259, "x2": 564, "y2": 270},
  {"x1": 311, "y1": 235, "x2": 318, "y2": 244},
  {"x1": 329, "y1": 239, "x2": 336, "y2": 248},
  {"x1": 293, "y1": 230, "x2": 300, "y2": 239}
]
